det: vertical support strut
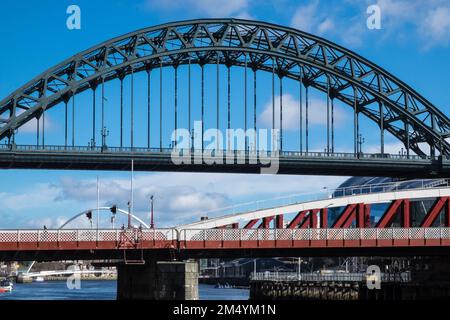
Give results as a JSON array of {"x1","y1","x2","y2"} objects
[
  {"x1": 64, "y1": 101, "x2": 68, "y2": 148},
  {"x1": 299, "y1": 68, "x2": 303, "y2": 154},
  {"x1": 305, "y1": 85, "x2": 309, "y2": 153},
  {"x1": 272, "y1": 59, "x2": 275, "y2": 152},
  {"x1": 72, "y1": 93, "x2": 75, "y2": 147},
  {"x1": 326, "y1": 75, "x2": 330, "y2": 154},
  {"x1": 353, "y1": 86, "x2": 359, "y2": 155},
  {"x1": 431, "y1": 114, "x2": 436, "y2": 157},
  {"x1": 101, "y1": 77, "x2": 105, "y2": 138},
  {"x1": 244, "y1": 55, "x2": 248, "y2": 152},
  {"x1": 188, "y1": 57, "x2": 192, "y2": 149},
  {"x1": 404, "y1": 93, "x2": 410, "y2": 157},
  {"x1": 227, "y1": 66, "x2": 231, "y2": 151},
  {"x1": 174, "y1": 66, "x2": 178, "y2": 148},
  {"x1": 147, "y1": 68, "x2": 151, "y2": 149},
  {"x1": 36, "y1": 115, "x2": 40, "y2": 148},
  {"x1": 92, "y1": 86, "x2": 96, "y2": 147},
  {"x1": 380, "y1": 101, "x2": 384, "y2": 155},
  {"x1": 279, "y1": 75, "x2": 283, "y2": 151},
  {"x1": 216, "y1": 55, "x2": 220, "y2": 152},
  {"x1": 201, "y1": 64, "x2": 204, "y2": 152},
  {"x1": 160, "y1": 60, "x2": 163, "y2": 150},
  {"x1": 130, "y1": 67, "x2": 134, "y2": 149},
  {"x1": 42, "y1": 108, "x2": 45, "y2": 148},
  {"x1": 331, "y1": 98, "x2": 335, "y2": 153},
  {"x1": 253, "y1": 69, "x2": 257, "y2": 152},
  {"x1": 120, "y1": 77, "x2": 124, "y2": 148}
]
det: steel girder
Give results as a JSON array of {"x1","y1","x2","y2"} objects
[{"x1": 0, "y1": 18, "x2": 449, "y2": 155}]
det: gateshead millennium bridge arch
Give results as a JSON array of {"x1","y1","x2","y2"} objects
[{"x1": 0, "y1": 18, "x2": 449, "y2": 177}]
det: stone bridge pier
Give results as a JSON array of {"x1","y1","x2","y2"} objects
[{"x1": 117, "y1": 260, "x2": 199, "y2": 300}]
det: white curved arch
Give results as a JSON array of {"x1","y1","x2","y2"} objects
[
  {"x1": 177, "y1": 187, "x2": 450, "y2": 230},
  {"x1": 24, "y1": 270, "x2": 115, "y2": 277},
  {"x1": 59, "y1": 207, "x2": 150, "y2": 229}
]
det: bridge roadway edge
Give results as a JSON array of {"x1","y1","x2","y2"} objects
[{"x1": 0, "y1": 151, "x2": 448, "y2": 177}]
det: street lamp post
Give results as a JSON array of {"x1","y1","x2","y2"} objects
[
  {"x1": 150, "y1": 195, "x2": 154, "y2": 229},
  {"x1": 127, "y1": 201, "x2": 131, "y2": 229},
  {"x1": 357, "y1": 133, "x2": 365, "y2": 154}
]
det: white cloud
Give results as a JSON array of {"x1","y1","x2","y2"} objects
[
  {"x1": 289, "y1": 0, "x2": 450, "y2": 49},
  {"x1": 291, "y1": 0, "x2": 328, "y2": 35},
  {"x1": 318, "y1": 18, "x2": 335, "y2": 34},
  {"x1": 372, "y1": 0, "x2": 450, "y2": 48},
  {"x1": 144, "y1": 0, "x2": 250, "y2": 17},
  {"x1": 420, "y1": 6, "x2": 450, "y2": 47},
  {"x1": 365, "y1": 141, "x2": 408, "y2": 155},
  {"x1": 99, "y1": 173, "x2": 342, "y2": 225},
  {"x1": 0, "y1": 172, "x2": 345, "y2": 228},
  {"x1": 26, "y1": 216, "x2": 76, "y2": 229},
  {"x1": 0, "y1": 183, "x2": 58, "y2": 211},
  {"x1": 18, "y1": 114, "x2": 56, "y2": 134},
  {"x1": 258, "y1": 94, "x2": 347, "y2": 131}
]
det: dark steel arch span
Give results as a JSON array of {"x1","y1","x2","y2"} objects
[{"x1": 1, "y1": 18, "x2": 449, "y2": 156}]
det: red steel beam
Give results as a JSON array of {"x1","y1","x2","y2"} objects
[
  {"x1": 310, "y1": 209, "x2": 319, "y2": 228},
  {"x1": 258, "y1": 216, "x2": 274, "y2": 229},
  {"x1": 287, "y1": 211, "x2": 308, "y2": 228},
  {"x1": 276, "y1": 215, "x2": 284, "y2": 228},
  {"x1": 421, "y1": 197, "x2": 450, "y2": 227},
  {"x1": 356, "y1": 204, "x2": 371, "y2": 228},
  {"x1": 403, "y1": 199, "x2": 410, "y2": 228},
  {"x1": 446, "y1": 199, "x2": 450, "y2": 227},
  {"x1": 332, "y1": 204, "x2": 357, "y2": 228},
  {"x1": 376, "y1": 199, "x2": 411, "y2": 228},
  {"x1": 244, "y1": 219, "x2": 259, "y2": 229},
  {"x1": 376, "y1": 199, "x2": 403, "y2": 228},
  {"x1": 320, "y1": 208, "x2": 328, "y2": 228}
]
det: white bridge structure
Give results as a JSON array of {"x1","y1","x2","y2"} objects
[
  {"x1": 22, "y1": 269, "x2": 116, "y2": 278},
  {"x1": 177, "y1": 179, "x2": 450, "y2": 230}
]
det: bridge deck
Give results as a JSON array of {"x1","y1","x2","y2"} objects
[{"x1": 0, "y1": 146, "x2": 448, "y2": 177}]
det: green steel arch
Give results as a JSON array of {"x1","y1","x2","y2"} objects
[{"x1": 0, "y1": 18, "x2": 449, "y2": 156}]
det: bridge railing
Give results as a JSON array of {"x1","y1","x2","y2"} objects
[
  {"x1": 0, "y1": 143, "x2": 438, "y2": 162},
  {"x1": 179, "y1": 227, "x2": 450, "y2": 242},
  {"x1": 250, "y1": 271, "x2": 411, "y2": 283},
  {"x1": 2, "y1": 227, "x2": 450, "y2": 243},
  {"x1": 2, "y1": 227, "x2": 450, "y2": 250},
  {"x1": 0, "y1": 228, "x2": 177, "y2": 244},
  {"x1": 192, "y1": 178, "x2": 449, "y2": 219}
]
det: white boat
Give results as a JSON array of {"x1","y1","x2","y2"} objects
[
  {"x1": 34, "y1": 276, "x2": 45, "y2": 282},
  {"x1": 0, "y1": 279, "x2": 13, "y2": 292}
]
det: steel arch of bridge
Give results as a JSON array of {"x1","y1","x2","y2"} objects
[{"x1": 1, "y1": 18, "x2": 449, "y2": 156}]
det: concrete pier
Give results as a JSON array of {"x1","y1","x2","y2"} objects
[{"x1": 117, "y1": 260, "x2": 198, "y2": 300}]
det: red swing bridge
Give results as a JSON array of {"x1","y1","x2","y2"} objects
[{"x1": 2, "y1": 179, "x2": 450, "y2": 261}]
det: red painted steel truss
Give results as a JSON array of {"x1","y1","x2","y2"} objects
[{"x1": 218, "y1": 196, "x2": 450, "y2": 230}]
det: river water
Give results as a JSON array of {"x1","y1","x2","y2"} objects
[{"x1": 0, "y1": 281, "x2": 249, "y2": 300}]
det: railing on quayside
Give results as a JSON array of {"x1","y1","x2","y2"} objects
[{"x1": 250, "y1": 271, "x2": 411, "y2": 283}]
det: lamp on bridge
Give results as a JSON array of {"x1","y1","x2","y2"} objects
[
  {"x1": 127, "y1": 201, "x2": 131, "y2": 229},
  {"x1": 150, "y1": 195, "x2": 154, "y2": 229},
  {"x1": 110, "y1": 205, "x2": 117, "y2": 229},
  {"x1": 101, "y1": 126, "x2": 109, "y2": 151},
  {"x1": 85, "y1": 211, "x2": 92, "y2": 228},
  {"x1": 357, "y1": 134, "x2": 365, "y2": 155}
]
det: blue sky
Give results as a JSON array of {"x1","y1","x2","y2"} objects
[{"x1": 0, "y1": 0, "x2": 449, "y2": 229}]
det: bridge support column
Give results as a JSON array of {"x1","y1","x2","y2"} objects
[{"x1": 117, "y1": 260, "x2": 199, "y2": 300}]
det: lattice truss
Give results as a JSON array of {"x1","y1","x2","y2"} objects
[{"x1": 0, "y1": 19, "x2": 449, "y2": 155}]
